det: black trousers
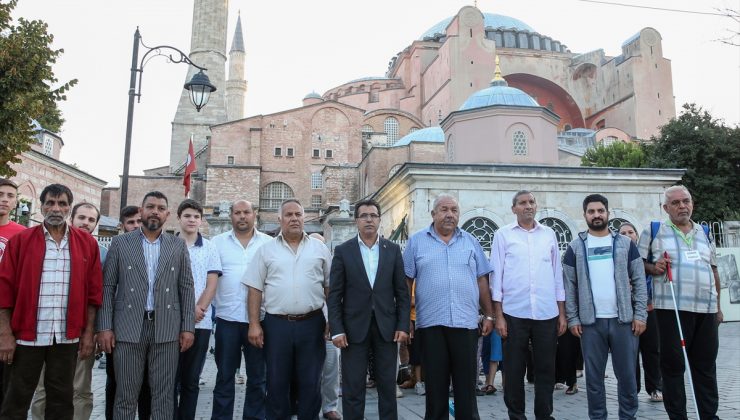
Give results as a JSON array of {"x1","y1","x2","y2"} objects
[
  {"x1": 636, "y1": 309, "x2": 662, "y2": 394},
  {"x1": 656, "y1": 309, "x2": 719, "y2": 420},
  {"x1": 502, "y1": 315, "x2": 557, "y2": 420},
  {"x1": 418, "y1": 326, "x2": 479, "y2": 420},
  {"x1": 555, "y1": 329, "x2": 579, "y2": 387},
  {"x1": 341, "y1": 317, "x2": 398, "y2": 420},
  {"x1": 0, "y1": 343, "x2": 78, "y2": 420}
]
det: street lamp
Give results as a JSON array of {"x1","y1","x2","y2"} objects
[{"x1": 119, "y1": 27, "x2": 217, "y2": 209}]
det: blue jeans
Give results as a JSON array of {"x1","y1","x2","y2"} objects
[
  {"x1": 212, "y1": 318, "x2": 266, "y2": 420},
  {"x1": 581, "y1": 318, "x2": 639, "y2": 420},
  {"x1": 174, "y1": 328, "x2": 211, "y2": 420}
]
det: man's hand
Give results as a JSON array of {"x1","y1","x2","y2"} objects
[
  {"x1": 194, "y1": 305, "x2": 206, "y2": 323},
  {"x1": 0, "y1": 332, "x2": 16, "y2": 365},
  {"x1": 332, "y1": 334, "x2": 348, "y2": 349},
  {"x1": 480, "y1": 319, "x2": 493, "y2": 336},
  {"x1": 394, "y1": 331, "x2": 409, "y2": 345},
  {"x1": 632, "y1": 320, "x2": 647, "y2": 336},
  {"x1": 652, "y1": 256, "x2": 669, "y2": 275},
  {"x1": 248, "y1": 323, "x2": 264, "y2": 348},
  {"x1": 179, "y1": 331, "x2": 194, "y2": 352},
  {"x1": 557, "y1": 314, "x2": 568, "y2": 336},
  {"x1": 97, "y1": 330, "x2": 116, "y2": 354},
  {"x1": 717, "y1": 309, "x2": 724, "y2": 324},
  {"x1": 78, "y1": 330, "x2": 96, "y2": 359},
  {"x1": 569, "y1": 325, "x2": 582, "y2": 338},
  {"x1": 495, "y1": 316, "x2": 507, "y2": 339}
]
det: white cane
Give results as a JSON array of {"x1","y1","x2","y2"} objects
[{"x1": 664, "y1": 251, "x2": 700, "y2": 420}]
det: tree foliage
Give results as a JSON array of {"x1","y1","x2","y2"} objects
[
  {"x1": 581, "y1": 140, "x2": 649, "y2": 168},
  {"x1": 0, "y1": 0, "x2": 77, "y2": 176},
  {"x1": 648, "y1": 103, "x2": 740, "y2": 222}
]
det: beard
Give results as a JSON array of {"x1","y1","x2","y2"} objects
[
  {"x1": 146, "y1": 218, "x2": 162, "y2": 231},
  {"x1": 587, "y1": 219, "x2": 608, "y2": 231}
]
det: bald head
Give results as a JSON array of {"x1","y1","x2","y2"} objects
[{"x1": 230, "y1": 200, "x2": 257, "y2": 233}]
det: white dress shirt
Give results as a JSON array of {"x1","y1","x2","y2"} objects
[{"x1": 358, "y1": 234, "x2": 380, "y2": 288}]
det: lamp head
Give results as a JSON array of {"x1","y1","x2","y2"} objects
[{"x1": 184, "y1": 70, "x2": 217, "y2": 112}]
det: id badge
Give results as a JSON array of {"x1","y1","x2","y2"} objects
[{"x1": 684, "y1": 250, "x2": 701, "y2": 261}]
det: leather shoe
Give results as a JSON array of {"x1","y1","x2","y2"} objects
[{"x1": 323, "y1": 411, "x2": 342, "y2": 420}]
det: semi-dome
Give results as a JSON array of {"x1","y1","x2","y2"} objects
[
  {"x1": 303, "y1": 91, "x2": 322, "y2": 100},
  {"x1": 393, "y1": 126, "x2": 444, "y2": 147},
  {"x1": 460, "y1": 85, "x2": 539, "y2": 110},
  {"x1": 421, "y1": 13, "x2": 535, "y2": 40}
]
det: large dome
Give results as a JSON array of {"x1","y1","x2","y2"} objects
[
  {"x1": 421, "y1": 13, "x2": 535, "y2": 40},
  {"x1": 460, "y1": 84, "x2": 539, "y2": 111}
]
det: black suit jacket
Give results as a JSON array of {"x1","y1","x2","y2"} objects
[{"x1": 328, "y1": 236, "x2": 410, "y2": 343}]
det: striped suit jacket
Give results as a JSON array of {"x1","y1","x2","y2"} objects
[{"x1": 96, "y1": 230, "x2": 195, "y2": 343}]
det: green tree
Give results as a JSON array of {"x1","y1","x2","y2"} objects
[
  {"x1": 0, "y1": 0, "x2": 77, "y2": 176},
  {"x1": 580, "y1": 140, "x2": 649, "y2": 168},
  {"x1": 649, "y1": 103, "x2": 740, "y2": 222}
]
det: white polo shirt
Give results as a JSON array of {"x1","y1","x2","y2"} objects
[{"x1": 211, "y1": 229, "x2": 272, "y2": 323}]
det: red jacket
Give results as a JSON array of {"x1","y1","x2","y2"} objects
[{"x1": 0, "y1": 224, "x2": 103, "y2": 341}]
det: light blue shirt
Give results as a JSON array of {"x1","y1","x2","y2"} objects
[
  {"x1": 403, "y1": 224, "x2": 492, "y2": 329},
  {"x1": 358, "y1": 234, "x2": 380, "y2": 288},
  {"x1": 140, "y1": 229, "x2": 162, "y2": 311}
]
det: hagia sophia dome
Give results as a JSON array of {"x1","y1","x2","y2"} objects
[{"x1": 420, "y1": 13, "x2": 536, "y2": 40}]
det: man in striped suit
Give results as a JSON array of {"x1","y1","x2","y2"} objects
[{"x1": 96, "y1": 191, "x2": 195, "y2": 419}]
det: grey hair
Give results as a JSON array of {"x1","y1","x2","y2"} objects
[
  {"x1": 432, "y1": 193, "x2": 458, "y2": 211},
  {"x1": 663, "y1": 185, "x2": 691, "y2": 205},
  {"x1": 512, "y1": 190, "x2": 534, "y2": 206}
]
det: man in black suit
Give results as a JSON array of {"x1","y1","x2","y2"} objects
[{"x1": 328, "y1": 199, "x2": 410, "y2": 420}]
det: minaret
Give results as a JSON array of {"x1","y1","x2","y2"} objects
[
  {"x1": 169, "y1": 0, "x2": 229, "y2": 172},
  {"x1": 226, "y1": 12, "x2": 247, "y2": 121}
]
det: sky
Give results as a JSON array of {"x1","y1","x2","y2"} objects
[{"x1": 13, "y1": 0, "x2": 740, "y2": 186}]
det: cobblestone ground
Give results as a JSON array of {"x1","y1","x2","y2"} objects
[{"x1": 76, "y1": 322, "x2": 739, "y2": 419}]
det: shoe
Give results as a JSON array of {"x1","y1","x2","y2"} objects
[
  {"x1": 554, "y1": 382, "x2": 566, "y2": 390},
  {"x1": 235, "y1": 374, "x2": 246, "y2": 385},
  {"x1": 322, "y1": 411, "x2": 342, "y2": 420},
  {"x1": 396, "y1": 385, "x2": 404, "y2": 398},
  {"x1": 399, "y1": 378, "x2": 416, "y2": 389},
  {"x1": 415, "y1": 382, "x2": 426, "y2": 396},
  {"x1": 565, "y1": 384, "x2": 578, "y2": 395},
  {"x1": 650, "y1": 390, "x2": 663, "y2": 402},
  {"x1": 479, "y1": 384, "x2": 496, "y2": 395}
]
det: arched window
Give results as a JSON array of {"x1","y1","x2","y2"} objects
[
  {"x1": 388, "y1": 164, "x2": 402, "y2": 179},
  {"x1": 602, "y1": 136, "x2": 618, "y2": 146},
  {"x1": 260, "y1": 182, "x2": 294, "y2": 210},
  {"x1": 608, "y1": 218, "x2": 631, "y2": 234},
  {"x1": 539, "y1": 217, "x2": 573, "y2": 252},
  {"x1": 384, "y1": 117, "x2": 399, "y2": 145},
  {"x1": 512, "y1": 130, "x2": 528, "y2": 156},
  {"x1": 462, "y1": 217, "x2": 499, "y2": 252}
]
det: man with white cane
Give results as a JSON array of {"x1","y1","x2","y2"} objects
[{"x1": 638, "y1": 185, "x2": 723, "y2": 420}]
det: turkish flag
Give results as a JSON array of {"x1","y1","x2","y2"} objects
[{"x1": 183, "y1": 137, "x2": 196, "y2": 197}]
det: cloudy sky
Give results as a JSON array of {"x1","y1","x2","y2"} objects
[{"x1": 14, "y1": 0, "x2": 740, "y2": 185}]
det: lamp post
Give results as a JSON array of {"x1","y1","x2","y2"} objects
[{"x1": 119, "y1": 27, "x2": 217, "y2": 209}]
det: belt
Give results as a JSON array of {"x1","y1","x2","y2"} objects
[
  {"x1": 272, "y1": 308, "x2": 323, "y2": 322},
  {"x1": 144, "y1": 311, "x2": 155, "y2": 321}
]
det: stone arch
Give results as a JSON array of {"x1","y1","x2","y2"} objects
[
  {"x1": 460, "y1": 208, "x2": 507, "y2": 232},
  {"x1": 506, "y1": 73, "x2": 585, "y2": 130},
  {"x1": 310, "y1": 106, "x2": 351, "y2": 130},
  {"x1": 609, "y1": 209, "x2": 643, "y2": 234}
]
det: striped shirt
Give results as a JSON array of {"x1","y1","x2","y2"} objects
[
  {"x1": 141, "y1": 229, "x2": 162, "y2": 311},
  {"x1": 403, "y1": 225, "x2": 492, "y2": 330},
  {"x1": 17, "y1": 225, "x2": 78, "y2": 346},
  {"x1": 637, "y1": 220, "x2": 718, "y2": 313}
]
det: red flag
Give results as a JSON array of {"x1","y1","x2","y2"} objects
[{"x1": 183, "y1": 137, "x2": 196, "y2": 196}]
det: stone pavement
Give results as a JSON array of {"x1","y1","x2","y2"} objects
[{"x1": 79, "y1": 322, "x2": 739, "y2": 419}]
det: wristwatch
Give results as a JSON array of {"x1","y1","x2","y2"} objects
[{"x1": 484, "y1": 315, "x2": 495, "y2": 322}]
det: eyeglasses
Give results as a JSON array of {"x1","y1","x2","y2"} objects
[{"x1": 357, "y1": 213, "x2": 380, "y2": 220}]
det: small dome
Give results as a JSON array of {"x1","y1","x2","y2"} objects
[
  {"x1": 393, "y1": 127, "x2": 444, "y2": 147},
  {"x1": 459, "y1": 83, "x2": 539, "y2": 111},
  {"x1": 303, "y1": 91, "x2": 322, "y2": 100},
  {"x1": 421, "y1": 13, "x2": 535, "y2": 40}
]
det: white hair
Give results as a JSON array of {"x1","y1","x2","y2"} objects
[
  {"x1": 663, "y1": 185, "x2": 691, "y2": 205},
  {"x1": 432, "y1": 193, "x2": 458, "y2": 211}
]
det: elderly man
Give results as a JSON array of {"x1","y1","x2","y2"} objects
[
  {"x1": 491, "y1": 190, "x2": 567, "y2": 420},
  {"x1": 637, "y1": 185, "x2": 722, "y2": 420},
  {"x1": 245, "y1": 199, "x2": 331, "y2": 420},
  {"x1": 211, "y1": 200, "x2": 271, "y2": 420},
  {"x1": 96, "y1": 191, "x2": 195, "y2": 419},
  {"x1": 563, "y1": 194, "x2": 647, "y2": 420},
  {"x1": 403, "y1": 193, "x2": 494, "y2": 420},
  {"x1": 0, "y1": 184, "x2": 102, "y2": 419},
  {"x1": 328, "y1": 198, "x2": 410, "y2": 419},
  {"x1": 32, "y1": 202, "x2": 108, "y2": 420}
]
